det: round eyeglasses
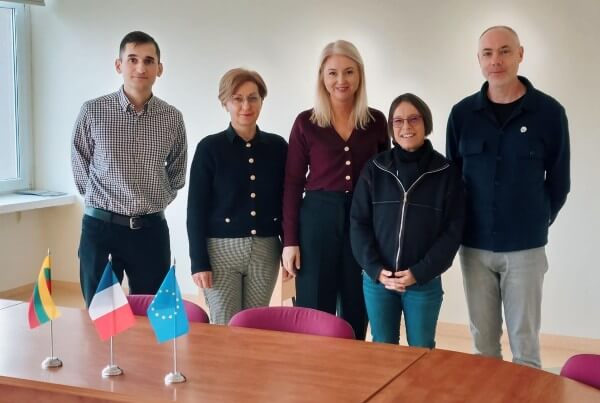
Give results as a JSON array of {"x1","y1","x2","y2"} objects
[{"x1": 392, "y1": 115, "x2": 423, "y2": 129}]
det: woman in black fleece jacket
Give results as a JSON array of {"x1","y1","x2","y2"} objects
[{"x1": 350, "y1": 93, "x2": 465, "y2": 347}]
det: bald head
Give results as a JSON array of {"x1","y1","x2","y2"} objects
[{"x1": 479, "y1": 26, "x2": 521, "y2": 46}]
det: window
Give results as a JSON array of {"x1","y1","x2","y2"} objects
[{"x1": 0, "y1": 2, "x2": 31, "y2": 193}]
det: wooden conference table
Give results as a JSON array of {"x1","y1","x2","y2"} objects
[
  {"x1": 367, "y1": 348, "x2": 600, "y2": 403},
  {"x1": 0, "y1": 300, "x2": 598, "y2": 402},
  {"x1": 0, "y1": 300, "x2": 425, "y2": 402}
]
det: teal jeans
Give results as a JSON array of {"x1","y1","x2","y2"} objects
[{"x1": 363, "y1": 273, "x2": 443, "y2": 347}]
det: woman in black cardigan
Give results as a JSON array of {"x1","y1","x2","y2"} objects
[
  {"x1": 187, "y1": 68, "x2": 287, "y2": 324},
  {"x1": 350, "y1": 93, "x2": 465, "y2": 346}
]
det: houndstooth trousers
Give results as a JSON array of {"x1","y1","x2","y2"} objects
[{"x1": 204, "y1": 236, "x2": 281, "y2": 324}]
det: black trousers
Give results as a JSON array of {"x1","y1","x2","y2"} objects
[
  {"x1": 78, "y1": 215, "x2": 170, "y2": 307},
  {"x1": 295, "y1": 191, "x2": 368, "y2": 340}
]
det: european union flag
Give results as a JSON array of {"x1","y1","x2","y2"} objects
[{"x1": 147, "y1": 267, "x2": 189, "y2": 343}]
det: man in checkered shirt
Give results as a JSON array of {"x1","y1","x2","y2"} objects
[{"x1": 71, "y1": 31, "x2": 187, "y2": 307}]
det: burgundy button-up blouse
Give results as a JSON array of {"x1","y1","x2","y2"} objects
[{"x1": 282, "y1": 108, "x2": 390, "y2": 246}]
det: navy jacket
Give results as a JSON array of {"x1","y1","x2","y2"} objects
[
  {"x1": 187, "y1": 125, "x2": 287, "y2": 273},
  {"x1": 350, "y1": 143, "x2": 465, "y2": 284},
  {"x1": 446, "y1": 77, "x2": 570, "y2": 251}
]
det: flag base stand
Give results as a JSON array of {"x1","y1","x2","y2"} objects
[
  {"x1": 41, "y1": 357, "x2": 63, "y2": 369},
  {"x1": 102, "y1": 365, "x2": 123, "y2": 377},
  {"x1": 164, "y1": 372, "x2": 186, "y2": 384}
]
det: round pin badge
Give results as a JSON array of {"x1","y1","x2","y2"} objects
[{"x1": 520, "y1": 126, "x2": 528, "y2": 133}]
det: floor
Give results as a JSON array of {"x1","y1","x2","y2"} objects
[{"x1": 4, "y1": 281, "x2": 599, "y2": 373}]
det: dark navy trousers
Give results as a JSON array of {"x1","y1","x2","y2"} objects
[
  {"x1": 78, "y1": 214, "x2": 171, "y2": 307},
  {"x1": 295, "y1": 191, "x2": 368, "y2": 340}
]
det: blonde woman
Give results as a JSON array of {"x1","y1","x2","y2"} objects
[
  {"x1": 281, "y1": 40, "x2": 389, "y2": 339},
  {"x1": 187, "y1": 68, "x2": 287, "y2": 324}
]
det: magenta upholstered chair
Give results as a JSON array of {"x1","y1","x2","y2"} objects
[
  {"x1": 560, "y1": 354, "x2": 600, "y2": 390},
  {"x1": 228, "y1": 306, "x2": 355, "y2": 339},
  {"x1": 126, "y1": 294, "x2": 209, "y2": 323}
]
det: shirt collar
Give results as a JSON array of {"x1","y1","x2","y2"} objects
[
  {"x1": 117, "y1": 86, "x2": 157, "y2": 114},
  {"x1": 225, "y1": 123, "x2": 269, "y2": 144},
  {"x1": 474, "y1": 76, "x2": 537, "y2": 113}
]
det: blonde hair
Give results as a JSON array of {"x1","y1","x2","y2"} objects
[
  {"x1": 218, "y1": 68, "x2": 267, "y2": 106},
  {"x1": 310, "y1": 40, "x2": 373, "y2": 129}
]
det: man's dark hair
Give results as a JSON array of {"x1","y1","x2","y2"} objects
[{"x1": 119, "y1": 31, "x2": 161, "y2": 61}]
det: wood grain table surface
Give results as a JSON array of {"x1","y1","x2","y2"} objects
[
  {"x1": 367, "y1": 348, "x2": 600, "y2": 403},
  {"x1": 0, "y1": 301, "x2": 426, "y2": 402}
]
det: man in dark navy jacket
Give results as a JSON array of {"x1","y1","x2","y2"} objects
[{"x1": 446, "y1": 26, "x2": 570, "y2": 368}]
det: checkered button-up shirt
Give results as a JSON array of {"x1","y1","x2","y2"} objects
[{"x1": 71, "y1": 87, "x2": 187, "y2": 216}]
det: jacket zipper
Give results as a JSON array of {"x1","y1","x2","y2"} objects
[{"x1": 373, "y1": 160, "x2": 449, "y2": 271}]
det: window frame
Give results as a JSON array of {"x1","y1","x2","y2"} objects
[{"x1": 0, "y1": 2, "x2": 32, "y2": 193}]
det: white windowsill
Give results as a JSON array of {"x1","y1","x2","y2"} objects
[{"x1": 0, "y1": 192, "x2": 77, "y2": 214}]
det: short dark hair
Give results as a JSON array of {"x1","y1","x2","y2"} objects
[
  {"x1": 119, "y1": 31, "x2": 161, "y2": 61},
  {"x1": 387, "y1": 93, "x2": 433, "y2": 138}
]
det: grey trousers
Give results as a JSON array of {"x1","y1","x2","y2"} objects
[
  {"x1": 204, "y1": 236, "x2": 280, "y2": 325},
  {"x1": 460, "y1": 246, "x2": 548, "y2": 368}
]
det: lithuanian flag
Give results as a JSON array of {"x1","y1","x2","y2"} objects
[{"x1": 27, "y1": 254, "x2": 60, "y2": 328}]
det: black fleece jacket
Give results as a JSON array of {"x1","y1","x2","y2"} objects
[{"x1": 350, "y1": 141, "x2": 465, "y2": 284}]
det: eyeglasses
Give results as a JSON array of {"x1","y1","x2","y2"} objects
[
  {"x1": 229, "y1": 95, "x2": 261, "y2": 106},
  {"x1": 392, "y1": 115, "x2": 423, "y2": 129}
]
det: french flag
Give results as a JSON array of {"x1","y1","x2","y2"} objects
[{"x1": 88, "y1": 262, "x2": 135, "y2": 341}]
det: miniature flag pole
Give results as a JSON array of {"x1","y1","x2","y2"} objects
[
  {"x1": 169, "y1": 333, "x2": 181, "y2": 381},
  {"x1": 28, "y1": 248, "x2": 62, "y2": 369},
  {"x1": 43, "y1": 321, "x2": 63, "y2": 367},
  {"x1": 45, "y1": 249, "x2": 62, "y2": 368},
  {"x1": 46, "y1": 320, "x2": 58, "y2": 364},
  {"x1": 42, "y1": 322, "x2": 62, "y2": 369},
  {"x1": 102, "y1": 255, "x2": 123, "y2": 377},
  {"x1": 88, "y1": 253, "x2": 136, "y2": 377},
  {"x1": 165, "y1": 258, "x2": 186, "y2": 385},
  {"x1": 102, "y1": 335, "x2": 122, "y2": 377},
  {"x1": 43, "y1": 265, "x2": 62, "y2": 368}
]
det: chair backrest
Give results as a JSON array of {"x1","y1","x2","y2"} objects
[
  {"x1": 560, "y1": 354, "x2": 600, "y2": 390},
  {"x1": 126, "y1": 294, "x2": 209, "y2": 323},
  {"x1": 228, "y1": 306, "x2": 355, "y2": 339}
]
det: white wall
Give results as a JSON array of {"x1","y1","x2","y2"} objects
[
  {"x1": 0, "y1": 210, "x2": 47, "y2": 290},
  {"x1": 5, "y1": 0, "x2": 596, "y2": 338},
  {"x1": 0, "y1": 204, "x2": 80, "y2": 291}
]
